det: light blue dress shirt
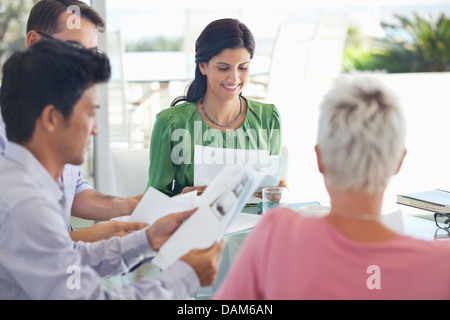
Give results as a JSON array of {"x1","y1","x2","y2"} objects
[
  {"x1": 0, "y1": 142, "x2": 200, "y2": 299},
  {"x1": 0, "y1": 110, "x2": 92, "y2": 229},
  {"x1": 0, "y1": 112, "x2": 5, "y2": 151}
]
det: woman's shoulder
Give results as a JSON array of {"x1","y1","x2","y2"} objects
[
  {"x1": 244, "y1": 97, "x2": 281, "y2": 129},
  {"x1": 245, "y1": 97, "x2": 278, "y2": 111},
  {"x1": 260, "y1": 208, "x2": 324, "y2": 233},
  {"x1": 245, "y1": 97, "x2": 280, "y2": 117},
  {"x1": 156, "y1": 101, "x2": 197, "y2": 122}
]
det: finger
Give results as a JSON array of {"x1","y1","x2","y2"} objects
[
  {"x1": 204, "y1": 239, "x2": 226, "y2": 253},
  {"x1": 181, "y1": 187, "x2": 193, "y2": 194},
  {"x1": 172, "y1": 207, "x2": 198, "y2": 222},
  {"x1": 133, "y1": 193, "x2": 144, "y2": 202},
  {"x1": 215, "y1": 239, "x2": 226, "y2": 251},
  {"x1": 122, "y1": 221, "x2": 148, "y2": 231}
]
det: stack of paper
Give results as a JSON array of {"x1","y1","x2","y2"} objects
[{"x1": 226, "y1": 212, "x2": 261, "y2": 235}]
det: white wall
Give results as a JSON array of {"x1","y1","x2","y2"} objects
[{"x1": 272, "y1": 72, "x2": 450, "y2": 203}]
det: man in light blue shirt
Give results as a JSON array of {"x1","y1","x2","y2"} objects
[
  {"x1": 0, "y1": 38, "x2": 224, "y2": 299},
  {"x1": 0, "y1": 0, "x2": 144, "y2": 242}
]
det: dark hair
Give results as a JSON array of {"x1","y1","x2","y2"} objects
[
  {"x1": 0, "y1": 38, "x2": 111, "y2": 143},
  {"x1": 171, "y1": 18, "x2": 255, "y2": 106},
  {"x1": 26, "y1": 0, "x2": 105, "y2": 35}
]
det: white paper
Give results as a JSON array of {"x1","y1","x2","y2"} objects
[
  {"x1": 257, "y1": 155, "x2": 287, "y2": 188},
  {"x1": 194, "y1": 145, "x2": 286, "y2": 191},
  {"x1": 128, "y1": 188, "x2": 197, "y2": 225},
  {"x1": 226, "y1": 212, "x2": 262, "y2": 235},
  {"x1": 153, "y1": 165, "x2": 263, "y2": 270}
]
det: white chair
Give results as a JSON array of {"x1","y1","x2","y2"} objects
[
  {"x1": 281, "y1": 145, "x2": 289, "y2": 185},
  {"x1": 110, "y1": 148, "x2": 150, "y2": 198},
  {"x1": 266, "y1": 13, "x2": 348, "y2": 103},
  {"x1": 107, "y1": 31, "x2": 157, "y2": 149}
]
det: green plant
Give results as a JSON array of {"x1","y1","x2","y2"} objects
[
  {"x1": 343, "y1": 12, "x2": 450, "y2": 73},
  {"x1": 0, "y1": 0, "x2": 39, "y2": 77}
]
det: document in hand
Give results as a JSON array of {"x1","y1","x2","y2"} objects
[
  {"x1": 194, "y1": 145, "x2": 286, "y2": 192},
  {"x1": 153, "y1": 165, "x2": 263, "y2": 270},
  {"x1": 128, "y1": 188, "x2": 198, "y2": 225}
]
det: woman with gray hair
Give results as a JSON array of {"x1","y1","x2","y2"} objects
[{"x1": 214, "y1": 76, "x2": 450, "y2": 300}]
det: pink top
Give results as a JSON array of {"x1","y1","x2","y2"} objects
[{"x1": 214, "y1": 208, "x2": 450, "y2": 300}]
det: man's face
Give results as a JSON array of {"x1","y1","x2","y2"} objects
[
  {"x1": 57, "y1": 85, "x2": 100, "y2": 165},
  {"x1": 52, "y1": 13, "x2": 98, "y2": 49},
  {"x1": 31, "y1": 12, "x2": 98, "y2": 49}
]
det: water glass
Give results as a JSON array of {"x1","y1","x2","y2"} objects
[{"x1": 262, "y1": 187, "x2": 289, "y2": 214}]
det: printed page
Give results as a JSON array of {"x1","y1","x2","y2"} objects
[{"x1": 153, "y1": 165, "x2": 263, "y2": 270}]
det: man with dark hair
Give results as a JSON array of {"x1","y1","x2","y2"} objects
[
  {"x1": 26, "y1": 0, "x2": 105, "y2": 35},
  {"x1": 0, "y1": 39, "x2": 224, "y2": 299},
  {"x1": 0, "y1": 0, "x2": 144, "y2": 242}
]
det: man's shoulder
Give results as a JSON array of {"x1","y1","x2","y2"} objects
[{"x1": 0, "y1": 159, "x2": 49, "y2": 211}]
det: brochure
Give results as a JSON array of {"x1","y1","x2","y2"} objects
[{"x1": 152, "y1": 165, "x2": 263, "y2": 270}]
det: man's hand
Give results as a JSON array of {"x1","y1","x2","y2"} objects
[
  {"x1": 71, "y1": 190, "x2": 144, "y2": 221},
  {"x1": 180, "y1": 240, "x2": 225, "y2": 287},
  {"x1": 120, "y1": 193, "x2": 144, "y2": 216},
  {"x1": 145, "y1": 208, "x2": 197, "y2": 251},
  {"x1": 70, "y1": 220, "x2": 148, "y2": 242}
]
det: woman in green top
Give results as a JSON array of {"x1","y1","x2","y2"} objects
[{"x1": 146, "y1": 18, "x2": 282, "y2": 196}]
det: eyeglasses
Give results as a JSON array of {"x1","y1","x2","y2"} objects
[
  {"x1": 36, "y1": 31, "x2": 86, "y2": 50},
  {"x1": 434, "y1": 213, "x2": 450, "y2": 230},
  {"x1": 36, "y1": 31, "x2": 104, "y2": 55}
]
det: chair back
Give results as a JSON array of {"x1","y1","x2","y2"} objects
[{"x1": 110, "y1": 148, "x2": 150, "y2": 197}]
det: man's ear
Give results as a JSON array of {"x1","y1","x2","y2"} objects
[
  {"x1": 314, "y1": 144, "x2": 324, "y2": 174},
  {"x1": 39, "y1": 105, "x2": 61, "y2": 133},
  {"x1": 26, "y1": 30, "x2": 40, "y2": 48}
]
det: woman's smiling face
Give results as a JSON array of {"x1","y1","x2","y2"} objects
[{"x1": 199, "y1": 47, "x2": 251, "y2": 101}]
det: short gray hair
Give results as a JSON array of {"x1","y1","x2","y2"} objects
[{"x1": 317, "y1": 76, "x2": 406, "y2": 193}]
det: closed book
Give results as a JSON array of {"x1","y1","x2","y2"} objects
[{"x1": 396, "y1": 189, "x2": 450, "y2": 213}]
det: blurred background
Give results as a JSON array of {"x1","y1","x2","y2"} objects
[{"x1": 1, "y1": 0, "x2": 450, "y2": 204}]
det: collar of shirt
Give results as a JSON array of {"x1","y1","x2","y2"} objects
[{"x1": 3, "y1": 141, "x2": 65, "y2": 204}]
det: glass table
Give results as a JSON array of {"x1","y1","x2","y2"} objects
[{"x1": 101, "y1": 202, "x2": 449, "y2": 298}]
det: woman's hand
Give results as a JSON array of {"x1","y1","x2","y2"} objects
[
  {"x1": 253, "y1": 178, "x2": 287, "y2": 199},
  {"x1": 182, "y1": 186, "x2": 207, "y2": 196}
]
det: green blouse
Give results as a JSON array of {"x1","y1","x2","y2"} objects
[{"x1": 146, "y1": 97, "x2": 282, "y2": 196}]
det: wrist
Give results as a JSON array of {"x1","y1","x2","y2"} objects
[
  {"x1": 112, "y1": 197, "x2": 136, "y2": 217},
  {"x1": 145, "y1": 226, "x2": 160, "y2": 252}
]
